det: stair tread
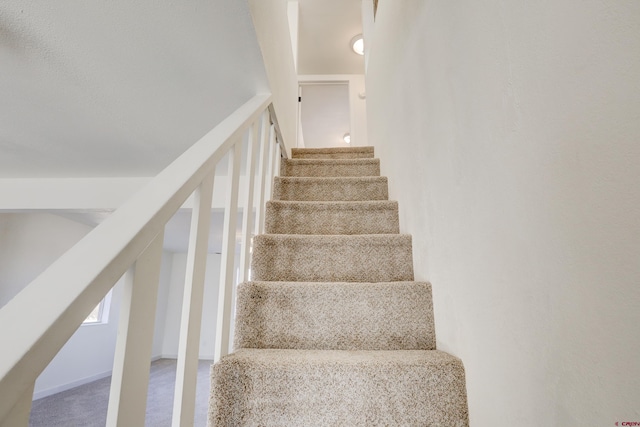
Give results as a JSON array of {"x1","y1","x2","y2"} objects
[
  {"x1": 283, "y1": 158, "x2": 379, "y2": 165},
  {"x1": 292, "y1": 146, "x2": 374, "y2": 155},
  {"x1": 266, "y1": 200, "x2": 397, "y2": 209},
  {"x1": 235, "y1": 281, "x2": 435, "y2": 351},
  {"x1": 211, "y1": 348, "x2": 468, "y2": 426},
  {"x1": 254, "y1": 233, "x2": 412, "y2": 243},
  {"x1": 218, "y1": 347, "x2": 462, "y2": 366},
  {"x1": 274, "y1": 176, "x2": 388, "y2": 183}
]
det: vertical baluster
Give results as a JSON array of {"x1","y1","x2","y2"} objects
[
  {"x1": 214, "y1": 141, "x2": 243, "y2": 362},
  {"x1": 106, "y1": 230, "x2": 165, "y2": 427},
  {"x1": 263, "y1": 125, "x2": 277, "y2": 206},
  {"x1": 0, "y1": 383, "x2": 34, "y2": 427},
  {"x1": 254, "y1": 111, "x2": 271, "y2": 235},
  {"x1": 239, "y1": 121, "x2": 260, "y2": 283},
  {"x1": 274, "y1": 137, "x2": 282, "y2": 180},
  {"x1": 171, "y1": 171, "x2": 215, "y2": 427}
]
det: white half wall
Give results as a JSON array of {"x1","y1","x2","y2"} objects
[{"x1": 367, "y1": 1, "x2": 640, "y2": 425}]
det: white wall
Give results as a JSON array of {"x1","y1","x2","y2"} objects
[
  {"x1": 367, "y1": 1, "x2": 640, "y2": 425},
  {"x1": 152, "y1": 252, "x2": 174, "y2": 359},
  {"x1": 0, "y1": 213, "x2": 173, "y2": 398},
  {"x1": 161, "y1": 253, "x2": 222, "y2": 359},
  {"x1": 0, "y1": 213, "x2": 92, "y2": 308},
  {"x1": 249, "y1": 0, "x2": 299, "y2": 156},
  {"x1": 348, "y1": 75, "x2": 368, "y2": 147},
  {"x1": 287, "y1": 1, "x2": 299, "y2": 72}
]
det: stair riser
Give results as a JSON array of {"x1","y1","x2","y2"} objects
[
  {"x1": 292, "y1": 147, "x2": 374, "y2": 159},
  {"x1": 252, "y1": 235, "x2": 414, "y2": 282},
  {"x1": 281, "y1": 159, "x2": 380, "y2": 177},
  {"x1": 265, "y1": 201, "x2": 399, "y2": 234},
  {"x1": 211, "y1": 350, "x2": 469, "y2": 427},
  {"x1": 234, "y1": 282, "x2": 435, "y2": 351},
  {"x1": 291, "y1": 152, "x2": 374, "y2": 159},
  {"x1": 273, "y1": 177, "x2": 389, "y2": 201}
]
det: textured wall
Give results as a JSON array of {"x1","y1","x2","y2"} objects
[
  {"x1": 248, "y1": 0, "x2": 299, "y2": 156},
  {"x1": 366, "y1": 1, "x2": 640, "y2": 425}
]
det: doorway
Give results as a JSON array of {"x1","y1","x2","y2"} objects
[{"x1": 298, "y1": 82, "x2": 351, "y2": 149}]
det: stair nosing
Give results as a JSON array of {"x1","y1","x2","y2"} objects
[{"x1": 282, "y1": 158, "x2": 380, "y2": 165}]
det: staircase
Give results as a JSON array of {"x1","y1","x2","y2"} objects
[{"x1": 209, "y1": 146, "x2": 469, "y2": 426}]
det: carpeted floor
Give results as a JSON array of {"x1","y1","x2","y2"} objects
[
  {"x1": 30, "y1": 359, "x2": 212, "y2": 427},
  {"x1": 209, "y1": 146, "x2": 469, "y2": 425}
]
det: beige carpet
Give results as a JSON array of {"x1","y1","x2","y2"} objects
[{"x1": 209, "y1": 146, "x2": 469, "y2": 426}]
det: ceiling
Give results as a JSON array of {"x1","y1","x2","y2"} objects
[{"x1": 297, "y1": 0, "x2": 364, "y2": 75}]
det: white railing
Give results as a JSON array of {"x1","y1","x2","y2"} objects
[{"x1": 0, "y1": 93, "x2": 285, "y2": 427}]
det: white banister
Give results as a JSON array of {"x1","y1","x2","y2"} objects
[
  {"x1": 264, "y1": 125, "x2": 277, "y2": 205},
  {"x1": 239, "y1": 121, "x2": 260, "y2": 283},
  {"x1": 274, "y1": 137, "x2": 282, "y2": 183},
  {"x1": 0, "y1": 383, "x2": 34, "y2": 427},
  {"x1": 106, "y1": 230, "x2": 165, "y2": 427},
  {"x1": 0, "y1": 94, "x2": 276, "y2": 424},
  {"x1": 171, "y1": 171, "x2": 216, "y2": 427},
  {"x1": 254, "y1": 112, "x2": 272, "y2": 236},
  {"x1": 214, "y1": 140, "x2": 243, "y2": 362}
]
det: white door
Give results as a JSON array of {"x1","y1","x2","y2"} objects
[{"x1": 299, "y1": 83, "x2": 351, "y2": 149}]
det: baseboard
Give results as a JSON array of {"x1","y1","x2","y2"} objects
[
  {"x1": 33, "y1": 354, "x2": 165, "y2": 401},
  {"x1": 160, "y1": 353, "x2": 215, "y2": 361},
  {"x1": 33, "y1": 369, "x2": 113, "y2": 401}
]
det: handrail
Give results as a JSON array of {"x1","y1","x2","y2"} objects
[
  {"x1": 268, "y1": 103, "x2": 287, "y2": 158},
  {"x1": 0, "y1": 93, "x2": 284, "y2": 425}
]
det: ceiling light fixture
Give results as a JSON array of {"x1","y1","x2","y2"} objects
[
  {"x1": 343, "y1": 133, "x2": 351, "y2": 144},
  {"x1": 351, "y1": 35, "x2": 364, "y2": 56}
]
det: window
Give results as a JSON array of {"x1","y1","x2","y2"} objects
[{"x1": 82, "y1": 291, "x2": 112, "y2": 325}]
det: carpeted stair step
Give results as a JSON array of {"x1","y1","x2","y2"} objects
[
  {"x1": 291, "y1": 146, "x2": 374, "y2": 159},
  {"x1": 280, "y1": 158, "x2": 380, "y2": 177},
  {"x1": 234, "y1": 281, "x2": 435, "y2": 350},
  {"x1": 251, "y1": 234, "x2": 414, "y2": 282},
  {"x1": 210, "y1": 348, "x2": 469, "y2": 426},
  {"x1": 273, "y1": 176, "x2": 389, "y2": 201},
  {"x1": 265, "y1": 200, "x2": 400, "y2": 235}
]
